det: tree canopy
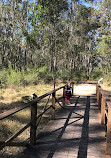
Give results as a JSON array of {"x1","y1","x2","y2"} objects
[{"x1": 0, "y1": 0, "x2": 111, "y2": 86}]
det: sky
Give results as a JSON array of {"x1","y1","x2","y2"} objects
[
  {"x1": 3, "y1": 0, "x2": 99, "y2": 9},
  {"x1": 68, "y1": 0, "x2": 99, "y2": 9},
  {"x1": 83, "y1": 1, "x2": 99, "y2": 9}
]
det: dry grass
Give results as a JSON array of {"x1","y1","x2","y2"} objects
[
  {"x1": 1, "y1": 82, "x2": 110, "y2": 157},
  {"x1": 0, "y1": 83, "x2": 64, "y2": 158}
]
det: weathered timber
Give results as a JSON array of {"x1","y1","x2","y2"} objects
[
  {"x1": 0, "y1": 141, "x2": 29, "y2": 147},
  {"x1": 36, "y1": 105, "x2": 52, "y2": 120},
  {"x1": 71, "y1": 82, "x2": 74, "y2": 95},
  {"x1": 0, "y1": 84, "x2": 71, "y2": 151},
  {"x1": 106, "y1": 102, "x2": 111, "y2": 155},
  {"x1": 0, "y1": 123, "x2": 30, "y2": 150},
  {"x1": 52, "y1": 92, "x2": 55, "y2": 119},
  {"x1": 0, "y1": 86, "x2": 65, "y2": 120},
  {"x1": 62, "y1": 87, "x2": 65, "y2": 106},
  {"x1": 0, "y1": 104, "x2": 29, "y2": 120},
  {"x1": 30, "y1": 103, "x2": 37, "y2": 145},
  {"x1": 96, "y1": 84, "x2": 111, "y2": 155},
  {"x1": 101, "y1": 95, "x2": 105, "y2": 125}
]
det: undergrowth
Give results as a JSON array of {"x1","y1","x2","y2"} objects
[{"x1": 0, "y1": 65, "x2": 53, "y2": 88}]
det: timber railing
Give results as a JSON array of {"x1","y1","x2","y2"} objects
[
  {"x1": 96, "y1": 84, "x2": 111, "y2": 154},
  {"x1": 0, "y1": 83, "x2": 74, "y2": 150}
]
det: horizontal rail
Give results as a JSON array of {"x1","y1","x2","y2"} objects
[
  {"x1": 0, "y1": 123, "x2": 30, "y2": 150},
  {"x1": 0, "y1": 83, "x2": 74, "y2": 149},
  {"x1": 107, "y1": 101, "x2": 111, "y2": 110},
  {"x1": 0, "y1": 105, "x2": 52, "y2": 150},
  {"x1": 37, "y1": 105, "x2": 52, "y2": 120},
  {"x1": 0, "y1": 85, "x2": 65, "y2": 120},
  {"x1": 0, "y1": 141, "x2": 28, "y2": 147},
  {"x1": 0, "y1": 104, "x2": 29, "y2": 121},
  {"x1": 96, "y1": 84, "x2": 111, "y2": 154}
]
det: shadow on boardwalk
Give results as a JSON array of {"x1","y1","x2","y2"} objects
[
  {"x1": 23, "y1": 92, "x2": 106, "y2": 158},
  {"x1": 77, "y1": 96, "x2": 90, "y2": 158}
]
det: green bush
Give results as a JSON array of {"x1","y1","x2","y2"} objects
[
  {"x1": 38, "y1": 66, "x2": 53, "y2": 83},
  {"x1": 0, "y1": 69, "x2": 8, "y2": 88},
  {"x1": 57, "y1": 70, "x2": 71, "y2": 81},
  {"x1": 0, "y1": 66, "x2": 54, "y2": 88},
  {"x1": 23, "y1": 68, "x2": 39, "y2": 85},
  {"x1": 90, "y1": 68, "x2": 103, "y2": 80},
  {"x1": 0, "y1": 66, "x2": 39, "y2": 88},
  {"x1": 74, "y1": 69, "x2": 87, "y2": 83},
  {"x1": 2, "y1": 64, "x2": 109, "y2": 88},
  {"x1": 105, "y1": 72, "x2": 111, "y2": 83}
]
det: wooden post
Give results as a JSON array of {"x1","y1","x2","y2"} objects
[
  {"x1": 52, "y1": 92, "x2": 55, "y2": 119},
  {"x1": 96, "y1": 84, "x2": 98, "y2": 96},
  {"x1": 62, "y1": 87, "x2": 65, "y2": 106},
  {"x1": 97, "y1": 87, "x2": 99, "y2": 106},
  {"x1": 97, "y1": 87, "x2": 101, "y2": 110},
  {"x1": 101, "y1": 96, "x2": 105, "y2": 125},
  {"x1": 96, "y1": 85, "x2": 98, "y2": 104},
  {"x1": 106, "y1": 102, "x2": 111, "y2": 155},
  {"x1": 99, "y1": 92, "x2": 101, "y2": 110},
  {"x1": 30, "y1": 103, "x2": 37, "y2": 145},
  {"x1": 71, "y1": 82, "x2": 74, "y2": 96}
]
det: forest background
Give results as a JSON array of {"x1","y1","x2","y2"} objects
[
  {"x1": 0, "y1": 0, "x2": 111, "y2": 157},
  {"x1": 0, "y1": 0, "x2": 111, "y2": 88}
]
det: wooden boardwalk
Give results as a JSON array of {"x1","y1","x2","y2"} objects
[{"x1": 23, "y1": 84, "x2": 110, "y2": 158}]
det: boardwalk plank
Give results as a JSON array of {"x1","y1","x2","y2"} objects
[{"x1": 23, "y1": 84, "x2": 107, "y2": 158}]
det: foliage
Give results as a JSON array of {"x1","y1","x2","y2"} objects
[
  {"x1": 90, "y1": 67, "x2": 103, "y2": 80},
  {"x1": 0, "y1": 65, "x2": 55, "y2": 88},
  {"x1": 38, "y1": 66, "x2": 53, "y2": 83},
  {"x1": 0, "y1": 0, "x2": 111, "y2": 86}
]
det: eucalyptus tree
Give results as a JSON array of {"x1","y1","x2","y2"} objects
[
  {"x1": 0, "y1": 0, "x2": 110, "y2": 83},
  {"x1": 37, "y1": 0, "x2": 68, "y2": 71},
  {"x1": 0, "y1": 0, "x2": 29, "y2": 70},
  {"x1": 0, "y1": 0, "x2": 13, "y2": 68},
  {"x1": 96, "y1": 0, "x2": 111, "y2": 78},
  {"x1": 26, "y1": 0, "x2": 69, "y2": 86},
  {"x1": 64, "y1": 0, "x2": 101, "y2": 80}
]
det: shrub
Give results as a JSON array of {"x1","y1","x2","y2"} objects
[
  {"x1": 38, "y1": 66, "x2": 53, "y2": 83},
  {"x1": 0, "y1": 69, "x2": 8, "y2": 88},
  {"x1": 23, "y1": 68, "x2": 39, "y2": 85},
  {"x1": 57, "y1": 70, "x2": 71, "y2": 81},
  {"x1": 0, "y1": 66, "x2": 54, "y2": 88},
  {"x1": 90, "y1": 68, "x2": 103, "y2": 80},
  {"x1": 0, "y1": 66, "x2": 39, "y2": 88}
]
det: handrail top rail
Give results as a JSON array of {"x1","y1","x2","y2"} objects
[
  {"x1": 0, "y1": 85, "x2": 66, "y2": 121},
  {"x1": 107, "y1": 101, "x2": 111, "y2": 110},
  {"x1": 97, "y1": 84, "x2": 111, "y2": 109}
]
